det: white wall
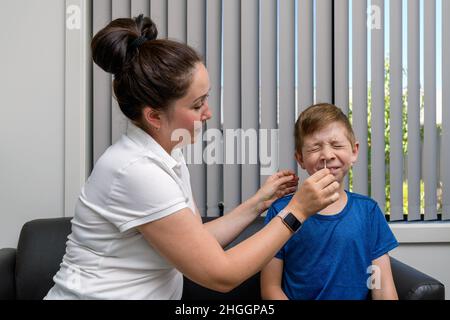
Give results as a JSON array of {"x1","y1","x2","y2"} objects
[
  {"x1": 391, "y1": 224, "x2": 450, "y2": 299},
  {"x1": 391, "y1": 243, "x2": 450, "y2": 300},
  {"x1": 0, "y1": 0, "x2": 91, "y2": 248},
  {"x1": 0, "y1": 0, "x2": 66, "y2": 248}
]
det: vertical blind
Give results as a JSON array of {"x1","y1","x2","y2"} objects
[
  {"x1": 443, "y1": 0, "x2": 450, "y2": 220},
  {"x1": 92, "y1": 0, "x2": 449, "y2": 221},
  {"x1": 389, "y1": 0, "x2": 403, "y2": 220},
  {"x1": 351, "y1": 0, "x2": 369, "y2": 198},
  {"x1": 406, "y1": 0, "x2": 421, "y2": 221}
]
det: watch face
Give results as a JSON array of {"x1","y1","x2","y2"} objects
[{"x1": 285, "y1": 212, "x2": 302, "y2": 232}]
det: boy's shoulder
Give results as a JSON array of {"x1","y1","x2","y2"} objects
[
  {"x1": 271, "y1": 194, "x2": 294, "y2": 212},
  {"x1": 347, "y1": 190, "x2": 374, "y2": 202},
  {"x1": 265, "y1": 194, "x2": 294, "y2": 221},
  {"x1": 346, "y1": 190, "x2": 380, "y2": 211}
]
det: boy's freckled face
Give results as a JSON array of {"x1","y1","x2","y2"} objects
[{"x1": 296, "y1": 122, "x2": 359, "y2": 183}]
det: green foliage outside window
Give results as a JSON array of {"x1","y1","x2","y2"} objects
[{"x1": 348, "y1": 60, "x2": 442, "y2": 216}]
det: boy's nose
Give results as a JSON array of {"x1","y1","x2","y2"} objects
[{"x1": 320, "y1": 147, "x2": 336, "y2": 162}]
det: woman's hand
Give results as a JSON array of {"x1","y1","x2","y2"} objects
[
  {"x1": 285, "y1": 168, "x2": 339, "y2": 222},
  {"x1": 254, "y1": 170, "x2": 299, "y2": 214}
]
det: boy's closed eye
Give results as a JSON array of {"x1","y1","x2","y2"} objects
[
  {"x1": 305, "y1": 142, "x2": 347, "y2": 153},
  {"x1": 305, "y1": 146, "x2": 321, "y2": 153}
]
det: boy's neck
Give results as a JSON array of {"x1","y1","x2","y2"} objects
[{"x1": 319, "y1": 185, "x2": 347, "y2": 215}]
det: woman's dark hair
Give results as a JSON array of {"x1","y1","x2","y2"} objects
[{"x1": 91, "y1": 15, "x2": 202, "y2": 121}]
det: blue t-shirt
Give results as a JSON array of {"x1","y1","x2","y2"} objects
[{"x1": 264, "y1": 190, "x2": 398, "y2": 300}]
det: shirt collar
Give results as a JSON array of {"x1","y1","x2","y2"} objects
[{"x1": 126, "y1": 122, "x2": 181, "y2": 170}]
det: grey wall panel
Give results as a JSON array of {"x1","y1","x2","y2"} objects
[
  {"x1": 334, "y1": 0, "x2": 349, "y2": 115},
  {"x1": 0, "y1": 0, "x2": 65, "y2": 247},
  {"x1": 370, "y1": 0, "x2": 386, "y2": 211},
  {"x1": 187, "y1": 0, "x2": 206, "y2": 56},
  {"x1": 205, "y1": 0, "x2": 222, "y2": 216},
  {"x1": 151, "y1": 0, "x2": 168, "y2": 38},
  {"x1": 260, "y1": 0, "x2": 278, "y2": 183},
  {"x1": 297, "y1": 0, "x2": 314, "y2": 111},
  {"x1": 316, "y1": 0, "x2": 333, "y2": 103},
  {"x1": 111, "y1": 0, "x2": 131, "y2": 143},
  {"x1": 297, "y1": 0, "x2": 313, "y2": 182},
  {"x1": 168, "y1": 0, "x2": 187, "y2": 42},
  {"x1": 423, "y1": 0, "x2": 437, "y2": 220},
  {"x1": 352, "y1": 0, "x2": 368, "y2": 196},
  {"x1": 241, "y1": 0, "x2": 260, "y2": 202},
  {"x1": 65, "y1": 0, "x2": 92, "y2": 217},
  {"x1": 407, "y1": 0, "x2": 421, "y2": 220},
  {"x1": 131, "y1": 0, "x2": 150, "y2": 17},
  {"x1": 389, "y1": 0, "x2": 404, "y2": 221},
  {"x1": 443, "y1": 0, "x2": 450, "y2": 220},
  {"x1": 223, "y1": 0, "x2": 241, "y2": 212},
  {"x1": 279, "y1": 0, "x2": 296, "y2": 173},
  {"x1": 334, "y1": 0, "x2": 350, "y2": 190},
  {"x1": 187, "y1": 0, "x2": 206, "y2": 216},
  {"x1": 93, "y1": 0, "x2": 112, "y2": 164}
]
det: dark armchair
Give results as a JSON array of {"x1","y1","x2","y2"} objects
[{"x1": 0, "y1": 217, "x2": 445, "y2": 300}]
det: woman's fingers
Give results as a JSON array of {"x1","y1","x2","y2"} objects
[
  {"x1": 275, "y1": 184, "x2": 297, "y2": 196},
  {"x1": 310, "y1": 168, "x2": 332, "y2": 182},
  {"x1": 272, "y1": 174, "x2": 298, "y2": 189},
  {"x1": 289, "y1": 170, "x2": 341, "y2": 218},
  {"x1": 316, "y1": 172, "x2": 337, "y2": 190},
  {"x1": 257, "y1": 171, "x2": 298, "y2": 208},
  {"x1": 276, "y1": 169, "x2": 296, "y2": 178},
  {"x1": 323, "y1": 180, "x2": 340, "y2": 194},
  {"x1": 322, "y1": 181, "x2": 340, "y2": 203},
  {"x1": 323, "y1": 192, "x2": 340, "y2": 208},
  {"x1": 283, "y1": 186, "x2": 297, "y2": 195}
]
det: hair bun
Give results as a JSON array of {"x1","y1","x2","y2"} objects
[
  {"x1": 91, "y1": 15, "x2": 158, "y2": 75},
  {"x1": 135, "y1": 14, "x2": 158, "y2": 41}
]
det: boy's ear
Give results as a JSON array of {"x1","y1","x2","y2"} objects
[
  {"x1": 295, "y1": 150, "x2": 306, "y2": 169},
  {"x1": 350, "y1": 140, "x2": 360, "y2": 165}
]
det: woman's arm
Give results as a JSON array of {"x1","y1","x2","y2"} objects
[
  {"x1": 261, "y1": 258, "x2": 288, "y2": 300},
  {"x1": 202, "y1": 170, "x2": 299, "y2": 248},
  {"x1": 139, "y1": 208, "x2": 292, "y2": 293},
  {"x1": 371, "y1": 254, "x2": 398, "y2": 300},
  {"x1": 138, "y1": 169, "x2": 339, "y2": 293}
]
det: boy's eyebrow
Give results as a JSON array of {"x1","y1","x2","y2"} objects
[{"x1": 304, "y1": 141, "x2": 322, "y2": 148}]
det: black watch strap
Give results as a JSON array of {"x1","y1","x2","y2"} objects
[{"x1": 278, "y1": 210, "x2": 302, "y2": 233}]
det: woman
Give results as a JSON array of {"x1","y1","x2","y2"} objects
[{"x1": 45, "y1": 15, "x2": 339, "y2": 300}]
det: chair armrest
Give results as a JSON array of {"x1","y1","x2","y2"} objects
[
  {"x1": 390, "y1": 256, "x2": 445, "y2": 300},
  {"x1": 182, "y1": 273, "x2": 261, "y2": 300},
  {"x1": 0, "y1": 248, "x2": 16, "y2": 300}
]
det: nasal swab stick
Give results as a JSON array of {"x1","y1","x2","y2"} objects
[{"x1": 324, "y1": 159, "x2": 327, "y2": 169}]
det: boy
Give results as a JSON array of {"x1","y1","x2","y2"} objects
[{"x1": 261, "y1": 103, "x2": 399, "y2": 300}]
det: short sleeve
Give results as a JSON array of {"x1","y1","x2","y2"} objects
[
  {"x1": 369, "y1": 203, "x2": 399, "y2": 260},
  {"x1": 105, "y1": 157, "x2": 189, "y2": 233},
  {"x1": 265, "y1": 205, "x2": 286, "y2": 260}
]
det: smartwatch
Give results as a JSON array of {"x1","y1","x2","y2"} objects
[{"x1": 277, "y1": 209, "x2": 302, "y2": 233}]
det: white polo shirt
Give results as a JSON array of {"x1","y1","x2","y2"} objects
[{"x1": 45, "y1": 123, "x2": 196, "y2": 300}]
